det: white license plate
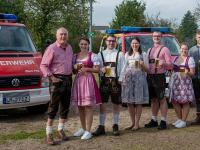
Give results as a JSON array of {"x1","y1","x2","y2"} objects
[{"x1": 3, "y1": 92, "x2": 30, "y2": 104}]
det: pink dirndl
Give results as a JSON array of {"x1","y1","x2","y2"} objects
[{"x1": 71, "y1": 52, "x2": 101, "y2": 106}]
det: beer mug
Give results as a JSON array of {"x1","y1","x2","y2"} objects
[
  {"x1": 135, "y1": 60, "x2": 139, "y2": 69},
  {"x1": 77, "y1": 63, "x2": 83, "y2": 71},
  {"x1": 179, "y1": 67, "x2": 185, "y2": 77},
  {"x1": 155, "y1": 58, "x2": 160, "y2": 68},
  {"x1": 105, "y1": 65, "x2": 111, "y2": 77}
]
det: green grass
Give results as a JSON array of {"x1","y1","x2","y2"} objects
[{"x1": 0, "y1": 129, "x2": 45, "y2": 142}]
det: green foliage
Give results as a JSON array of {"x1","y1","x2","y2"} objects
[
  {"x1": 177, "y1": 11, "x2": 198, "y2": 46},
  {"x1": 0, "y1": 129, "x2": 45, "y2": 142},
  {"x1": 92, "y1": 31, "x2": 104, "y2": 53},
  {"x1": 145, "y1": 13, "x2": 178, "y2": 30},
  {"x1": 194, "y1": 2, "x2": 200, "y2": 22},
  {"x1": 0, "y1": 0, "x2": 26, "y2": 23},
  {"x1": 110, "y1": 0, "x2": 146, "y2": 28},
  {"x1": 0, "y1": 0, "x2": 90, "y2": 53}
]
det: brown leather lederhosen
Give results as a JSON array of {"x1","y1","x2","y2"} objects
[
  {"x1": 147, "y1": 46, "x2": 166, "y2": 101},
  {"x1": 48, "y1": 74, "x2": 72, "y2": 119},
  {"x1": 99, "y1": 51, "x2": 121, "y2": 104}
]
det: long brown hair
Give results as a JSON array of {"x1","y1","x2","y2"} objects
[{"x1": 128, "y1": 37, "x2": 142, "y2": 56}]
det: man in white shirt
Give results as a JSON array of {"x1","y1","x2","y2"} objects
[{"x1": 93, "y1": 35, "x2": 125, "y2": 136}]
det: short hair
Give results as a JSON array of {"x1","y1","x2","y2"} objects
[
  {"x1": 106, "y1": 35, "x2": 116, "y2": 40},
  {"x1": 79, "y1": 36, "x2": 90, "y2": 44},
  {"x1": 56, "y1": 27, "x2": 68, "y2": 35},
  {"x1": 196, "y1": 30, "x2": 200, "y2": 35},
  {"x1": 180, "y1": 42, "x2": 189, "y2": 49},
  {"x1": 152, "y1": 31, "x2": 162, "y2": 36}
]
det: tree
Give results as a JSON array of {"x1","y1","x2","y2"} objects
[
  {"x1": 194, "y1": 2, "x2": 200, "y2": 22},
  {"x1": 177, "y1": 10, "x2": 198, "y2": 46},
  {"x1": 24, "y1": 0, "x2": 90, "y2": 52},
  {"x1": 1, "y1": 0, "x2": 90, "y2": 52},
  {"x1": 110, "y1": 0, "x2": 146, "y2": 28},
  {"x1": 0, "y1": 0, "x2": 26, "y2": 23},
  {"x1": 145, "y1": 13, "x2": 178, "y2": 30}
]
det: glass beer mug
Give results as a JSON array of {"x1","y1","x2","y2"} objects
[
  {"x1": 77, "y1": 63, "x2": 83, "y2": 71},
  {"x1": 105, "y1": 65, "x2": 111, "y2": 77},
  {"x1": 155, "y1": 58, "x2": 160, "y2": 68},
  {"x1": 135, "y1": 60, "x2": 140, "y2": 69}
]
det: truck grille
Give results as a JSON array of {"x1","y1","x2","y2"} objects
[{"x1": 0, "y1": 76, "x2": 40, "y2": 88}]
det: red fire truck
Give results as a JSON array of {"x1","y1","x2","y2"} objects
[
  {"x1": 0, "y1": 14, "x2": 49, "y2": 113},
  {"x1": 100, "y1": 26, "x2": 180, "y2": 97}
]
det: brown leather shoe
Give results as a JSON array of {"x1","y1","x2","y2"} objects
[
  {"x1": 46, "y1": 134, "x2": 56, "y2": 145},
  {"x1": 57, "y1": 130, "x2": 69, "y2": 141},
  {"x1": 124, "y1": 125, "x2": 134, "y2": 130}
]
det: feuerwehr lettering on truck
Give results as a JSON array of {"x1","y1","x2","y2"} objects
[{"x1": 0, "y1": 13, "x2": 49, "y2": 112}]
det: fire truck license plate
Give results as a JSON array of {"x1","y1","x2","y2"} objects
[{"x1": 3, "y1": 92, "x2": 30, "y2": 104}]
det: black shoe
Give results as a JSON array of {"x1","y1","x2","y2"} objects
[
  {"x1": 191, "y1": 114, "x2": 200, "y2": 125},
  {"x1": 113, "y1": 124, "x2": 120, "y2": 136},
  {"x1": 158, "y1": 120, "x2": 167, "y2": 130},
  {"x1": 92, "y1": 125, "x2": 105, "y2": 136},
  {"x1": 144, "y1": 119, "x2": 158, "y2": 128}
]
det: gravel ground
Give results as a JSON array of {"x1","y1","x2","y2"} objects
[{"x1": 0, "y1": 105, "x2": 200, "y2": 150}]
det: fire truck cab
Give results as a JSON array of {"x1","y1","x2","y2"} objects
[
  {"x1": 0, "y1": 14, "x2": 50, "y2": 113},
  {"x1": 100, "y1": 26, "x2": 180, "y2": 97}
]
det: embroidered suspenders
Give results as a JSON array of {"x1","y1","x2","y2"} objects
[
  {"x1": 148, "y1": 46, "x2": 164, "y2": 73},
  {"x1": 100, "y1": 50, "x2": 120, "y2": 78}
]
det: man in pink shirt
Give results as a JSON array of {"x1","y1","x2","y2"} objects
[
  {"x1": 145, "y1": 31, "x2": 172, "y2": 130},
  {"x1": 40, "y1": 27, "x2": 73, "y2": 145}
]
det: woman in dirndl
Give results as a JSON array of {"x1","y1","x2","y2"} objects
[
  {"x1": 119, "y1": 37, "x2": 149, "y2": 130},
  {"x1": 71, "y1": 37, "x2": 101, "y2": 140},
  {"x1": 169, "y1": 42, "x2": 195, "y2": 128}
]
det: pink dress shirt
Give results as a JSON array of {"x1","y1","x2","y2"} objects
[
  {"x1": 147, "y1": 45, "x2": 172, "y2": 74},
  {"x1": 40, "y1": 41, "x2": 73, "y2": 77}
]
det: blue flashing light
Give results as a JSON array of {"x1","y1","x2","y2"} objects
[
  {"x1": 121, "y1": 26, "x2": 170, "y2": 33},
  {"x1": 0, "y1": 13, "x2": 17, "y2": 22},
  {"x1": 105, "y1": 29, "x2": 122, "y2": 34},
  {"x1": 150, "y1": 27, "x2": 169, "y2": 33}
]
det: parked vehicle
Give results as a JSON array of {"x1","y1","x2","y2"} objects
[
  {"x1": 100, "y1": 26, "x2": 180, "y2": 97},
  {"x1": 0, "y1": 14, "x2": 50, "y2": 113}
]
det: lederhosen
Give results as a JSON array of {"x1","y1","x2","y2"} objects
[
  {"x1": 48, "y1": 74, "x2": 72, "y2": 119},
  {"x1": 99, "y1": 51, "x2": 121, "y2": 104},
  {"x1": 147, "y1": 46, "x2": 166, "y2": 101}
]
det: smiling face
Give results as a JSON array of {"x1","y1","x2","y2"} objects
[
  {"x1": 196, "y1": 33, "x2": 200, "y2": 46},
  {"x1": 131, "y1": 39, "x2": 140, "y2": 52},
  {"x1": 79, "y1": 39, "x2": 89, "y2": 52},
  {"x1": 56, "y1": 27, "x2": 68, "y2": 46},
  {"x1": 152, "y1": 31, "x2": 162, "y2": 45},
  {"x1": 180, "y1": 44, "x2": 189, "y2": 57},
  {"x1": 106, "y1": 36, "x2": 116, "y2": 50}
]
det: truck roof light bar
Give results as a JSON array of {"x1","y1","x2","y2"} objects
[
  {"x1": 0, "y1": 14, "x2": 17, "y2": 23},
  {"x1": 121, "y1": 26, "x2": 170, "y2": 33}
]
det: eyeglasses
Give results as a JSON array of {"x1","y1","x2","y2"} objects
[
  {"x1": 132, "y1": 43, "x2": 139, "y2": 45},
  {"x1": 153, "y1": 35, "x2": 161, "y2": 37},
  {"x1": 80, "y1": 43, "x2": 88, "y2": 45},
  {"x1": 106, "y1": 40, "x2": 116, "y2": 43}
]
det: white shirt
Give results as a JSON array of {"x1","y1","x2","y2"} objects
[
  {"x1": 119, "y1": 52, "x2": 146, "y2": 81},
  {"x1": 76, "y1": 53, "x2": 100, "y2": 66},
  {"x1": 98, "y1": 48, "x2": 125, "y2": 77},
  {"x1": 173, "y1": 56, "x2": 195, "y2": 68}
]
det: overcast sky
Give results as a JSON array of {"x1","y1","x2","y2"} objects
[{"x1": 93, "y1": 0, "x2": 198, "y2": 26}]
